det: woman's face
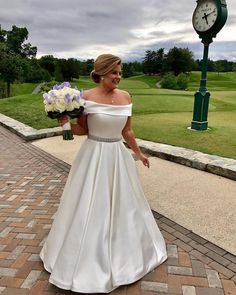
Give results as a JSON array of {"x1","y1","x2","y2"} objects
[{"x1": 102, "y1": 64, "x2": 122, "y2": 90}]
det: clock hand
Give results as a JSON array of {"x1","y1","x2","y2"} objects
[
  {"x1": 202, "y1": 13, "x2": 209, "y2": 25},
  {"x1": 203, "y1": 9, "x2": 216, "y2": 19}
]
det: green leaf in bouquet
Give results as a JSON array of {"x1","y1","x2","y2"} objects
[{"x1": 67, "y1": 107, "x2": 85, "y2": 119}]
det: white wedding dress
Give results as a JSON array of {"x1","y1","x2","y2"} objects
[{"x1": 40, "y1": 100, "x2": 167, "y2": 293}]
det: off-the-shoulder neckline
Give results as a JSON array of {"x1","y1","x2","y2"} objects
[{"x1": 85, "y1": 100, "x2": 132, "y2": 107}]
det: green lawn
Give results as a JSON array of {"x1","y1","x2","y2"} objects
[
  {"x1": 11, "y1": 83, "x2": 38, "y2": 96},
  {"x1": 71, "y1": 78, "x2": 94, "y2": 90},
  {"x1": 132, "y1": 111, "x2": 236, "y2": 159},
  {"x1": 125, "y1": 75, "x2": 161, "y2": 88},
  {"x1": 0, "y1": 73, "x2": 235, "y2": 159},
  {"x1": 0, "y1": 93, "x2": 57, "y2": 129},
  {"x1": 188, "y1": 71, "x2": 236, "y2": 91}
]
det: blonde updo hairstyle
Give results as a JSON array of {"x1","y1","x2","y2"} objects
[{"x1": 90, "y1": 54, "x2": 122, "y2": 84}]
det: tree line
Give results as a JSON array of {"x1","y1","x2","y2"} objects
[
  {"x1": 133, "y1": 48, "x2": 236, "y2": 76},
  {"x1": 0, "y1": 25, "x2": 96, "y2": 97},
  {"x1": 1, "y1": 25, "x2": 236, "y2": 98}
]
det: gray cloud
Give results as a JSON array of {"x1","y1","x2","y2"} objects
[{"x1": 0, "y1": 0, "x2": 235, "y2": 61}]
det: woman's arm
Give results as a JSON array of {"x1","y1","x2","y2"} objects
[
  {"x1": 58, "y1": 115, "x2": 88, "y2": 136},
  {"x1": 71, "y1": 115, "x2": 88, "y2": 135},
  {"x1": 122, "y1": 117, "x2": 150, "y2": 168}
]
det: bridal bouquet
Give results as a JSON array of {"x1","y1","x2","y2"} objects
[{"x1": 43, "y1": 82, "x2": 85, "y2": 140}]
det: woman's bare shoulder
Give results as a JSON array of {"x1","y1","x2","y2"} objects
[
  {"x1": 83, "y1": 88, "x2": 97, "y2": 100},
  {"x1": 117, "y1": 89, "x2": 132, "y2": 103}
]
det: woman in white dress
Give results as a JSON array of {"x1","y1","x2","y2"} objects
[{"x1": 40, "y1": 54, "x2": 167, "y2": 293}]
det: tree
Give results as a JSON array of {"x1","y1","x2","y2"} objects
[
  {"x1": 6, "y1": 25, "x2": 37, "y2": 58},
  {"x1": 0, "y1": 25, "x2": 37, "y2": 97},
  {"x1": 143, "y1": 49, "x2": 165, "y2": 75},
  {"x1": 232, "y1": 63, "x2": 236, "y2": 73},
  {"x1": 215, "y1": 60, "x2": 224, "y2": 75},
  {"x1": 155, "y1": 48, "x2": 165, "y2": 74},
  {"x1": 131, "y1": 61, "x2": 143, "y2": 74},
  {"x1": 79, "y1": 59, "x2": 94, "y2": 76},
  {"x1": 67, "y1": 58, "x2": 80, "y2": 79},
  {"x1": 0, "y1": 80, "x2": 6, "y2": 98},
  {"x1": 0, "y1": 51, "x2": 23, "y2": 96},
  {"x1": 143, "y1": 50, "x2": 156, "y2": 74},
  {"x1": 215, "y1": 59, "x2": 232, "y2": 72},
  {"x1": 0, "y1": 25, "x2": 6, "y2": 42},
  {"x1": 54, "y1": 60, "x2": 63, "y2": 82},
  {"x1": 166, "y1": 47, "x2": 195, "y2": 76},
  {"x1": 54, "y1": 58, "x2": 81, "y2": 81},
  {"x1": 122, "y1": 63, "x2": 134, "y2": 78},
  {"x1": 23, "y1": 58, "x2": 51, "y2": 83},
  {"x1": 39, "y1": 55, "x2": 55, "y2": 77}
]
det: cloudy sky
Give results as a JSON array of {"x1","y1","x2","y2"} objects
[{"x1": 1, "y1": 0, "x2": 236, "y2": 61}]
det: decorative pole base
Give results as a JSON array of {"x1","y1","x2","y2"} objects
[
  {"x1": 191, "y1": 120, "x2": 208, "y2": 130},
  {"x1": 191, "y1": 91, "x2": 210, "y2": 131}
]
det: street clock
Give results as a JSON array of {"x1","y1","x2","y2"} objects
[
  {"x1": 191, "y1": 0, "x2": 228, "y2": 131},
  {"x1": 192, "y1": 0, "x2": 227, "y2": 39}
]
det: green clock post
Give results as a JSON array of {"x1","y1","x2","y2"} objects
[{"x1": 191, "y1": 0, "x2": 228, "y2": 130}]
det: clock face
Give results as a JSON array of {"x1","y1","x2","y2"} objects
[{"x1": 193, "y1": 0, "x2": 218, "y2": 32}]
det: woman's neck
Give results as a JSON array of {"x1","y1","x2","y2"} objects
[{"x1": 97, "y1": 85, "x2": 116, "y2": 96}]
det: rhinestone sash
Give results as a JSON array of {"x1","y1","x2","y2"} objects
[{"x1": 88, "y1": 134, "x2": 122, "y2": 142}]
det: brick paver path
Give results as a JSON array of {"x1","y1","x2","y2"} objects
[{"x1": 0, "y1": 125, "x2": 236, "y2": 295}]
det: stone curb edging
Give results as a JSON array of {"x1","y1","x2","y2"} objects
[
  {"x1": 136, "y1": 139, "x2": 236, "y2": 181},
  {"x1": 1, "y1": 112, "x2": 236, "y2": 181},
  {"x1": 0, "y1": 113, "x2": 63, "y2": 141}
]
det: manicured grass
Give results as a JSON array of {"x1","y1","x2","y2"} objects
[
  {"x1": 132, "y1": 92, "x2": 195, "y2": 114},
  {"x1": 0, "y1": 73, "x2": 235, "y2": 159},
  {"x1": 132, "y1": 111, "x2": 236, "y2": 159},
  {"x1": 0, "y1": 93, "x2": 58, "y2": 129},
  {"x1": 126, "y1": 75, "x2": 161, "y2": 88},
  {"x1": 188, "y1": 72, "x2": 236, "y2": 91},
  {"x1": 11, "y1": 83, "x2": 38, "y2": 96},
  {"x1": 72, "y1": 78, "x2": 94, "y2": 90}
]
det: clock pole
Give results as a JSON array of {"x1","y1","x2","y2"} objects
[
  {"x1": 191, "y1": 0, "x2": 228, "y2": 131},
  {"x1": 191, "y1": 36, "x2": 212, "y2": 130}
]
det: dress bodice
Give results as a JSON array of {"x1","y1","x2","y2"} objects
[{"x1": 85, "y1": 100, "x2": 132, "y2": 139}]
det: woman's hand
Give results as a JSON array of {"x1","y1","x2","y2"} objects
[
  {"x1": 138, "y1": 153, "x2": 150, "y2": 168},
  {"x1": 58, "y1": 115, "x2": 69, "y2": 126}
]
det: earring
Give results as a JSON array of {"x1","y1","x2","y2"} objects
[{"x1": 101, "y1": 76, "x2": 104, "y2": 80}]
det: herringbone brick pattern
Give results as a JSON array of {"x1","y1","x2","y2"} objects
[{"x1": 0, "y1": 125, "x2": 236, "y2": 295}]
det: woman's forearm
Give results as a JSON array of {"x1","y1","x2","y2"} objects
[
  {"x1": 122, "y1": 130, "x2": 142, "y2": 157},
  {"x1": 71, "y1": 123, "x2": 88, "y2": 135},
  {"x1": 70, "y1": 115, "x2": 88, "y2": 135}
]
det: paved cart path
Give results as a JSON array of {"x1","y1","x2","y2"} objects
[{"x1": 0, "y1": 126, "x2": 236, "y2": 295}]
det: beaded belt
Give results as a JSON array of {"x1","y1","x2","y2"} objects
[{"x1": 88, "y1": 134, "x2": 122, "y2": 142}]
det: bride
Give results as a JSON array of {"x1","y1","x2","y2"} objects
[{"x1": 40, "y1": 53, "x2": 167, "y2": 293}]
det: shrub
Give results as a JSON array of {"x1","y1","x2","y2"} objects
[
  {"x1": 160, "y1": 73, "x2": 189, "y2": 90},
  {"x1": 41, "y1": 81, "x2": 59, "y2": 92},
  {"x1": 160, "y1": 74, "x2": 177, "y2": 89},
  {"x1": 176, "y1": 73, "x2": 189, "y2": 90}
]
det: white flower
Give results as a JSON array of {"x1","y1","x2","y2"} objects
[
  {"x1": 54, "y1": 98, "x2": 66, "y2": 113},
  {"x1": 55, "y1": 89, "x2": 65, "y2": 100},
  {"x1": 72, "y1": 100, "x2": 80, "y2": 108},
  {"x1": 65, "y1": 102, "x2": 74, "y2": 111},
  {"x1": 45, "y1": 104, "x2": 54, "y2": 112},
  {"x1": 79, "y1": 98, "x2": 85, "y2": 106}
]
